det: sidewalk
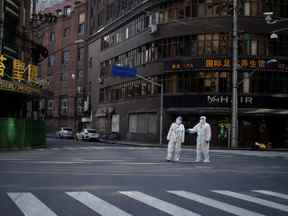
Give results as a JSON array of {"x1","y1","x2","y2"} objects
[
  {"x1": 101, "y1": 139, "x2": 288, "y2": 151},
  {"x1": 102, "y1": 139, "x2": 288, "y2": 159}
]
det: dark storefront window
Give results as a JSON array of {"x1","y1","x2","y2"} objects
[
  {"x1": 129, "y1": 113, "x2": 157, "y2": 134},
  {"x1": 174, "y1": 71, "x2": 231, "y2": 93},
  {"x1": 251, "y1": 71, "x2": 288, "y2": 94},
  {"x1": 99, "y1": 76, "x2": 159, "y2": 103}
]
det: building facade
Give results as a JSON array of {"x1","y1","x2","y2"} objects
[
  {"x1": 38, "y1": 0, "x2": 88, "y2": 132},
  {"x1": 87, "y1": 0, "x2": 288, "y2": 148},
  {"x1": 0, "y1": 0, "x2": 45, "y2": 118}
]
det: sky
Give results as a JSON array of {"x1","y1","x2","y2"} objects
[{"x1": 36, "y1": 0, "x2": 64, "y2": 11}]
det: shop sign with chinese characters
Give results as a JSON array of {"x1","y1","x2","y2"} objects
[
  {"x1": 0, "y1": 53, "x2": 41, "y2": 95},
  {"x1": 0, "y1": 53, "x2": 39, "y2": 82},
  {"x1": 166, "y1": 58, "x2": 287, "y2": 71},
  {"x1": 0, "y1": 79, "x2": 41, "y2": 95}
]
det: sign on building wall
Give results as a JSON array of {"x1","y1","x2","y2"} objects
[
  {"x1": 0, "y1": 53, "x2": 39, "y2": 82},
  {"x1": 165, "y1": 57, "x2": 287, "y2": 72},
  {"x1": 0, "y1": 53, "x2": 41, "y2": 95},
  {"x1": 111, "y1": 114, "x2": 120, "y2": 133},
  {"x1": 13, "y1": 59, "x2": 25, "y2": 80},
  {"x1": 28, "y1": 64, "x2": 38, "y2": 82},
  {"x1": 0, "y1": 53, "x2": 7, "y2": 77}
]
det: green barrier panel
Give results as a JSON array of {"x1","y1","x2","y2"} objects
[{"x1": 0, "y1": 118, "x2": 46, "y2": 150}]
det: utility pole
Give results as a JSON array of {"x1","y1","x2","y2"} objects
[
  {"x1": 136, "y1": 74, "x2": 163, "y2": 145},
  {"x1": 231, "y1": 0, "x2": 238, "y2": 148}
]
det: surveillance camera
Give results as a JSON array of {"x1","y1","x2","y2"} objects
[
  {"x1": 264, "y1": 11, "x2": 274, "y2": 16},
  {"x1": 270, "y1": 33, "x2": 278, "y2": 39}
]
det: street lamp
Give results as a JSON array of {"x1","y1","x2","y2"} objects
[{"x1": 135, "y1": 74, "x2": 164, "y2": 145}]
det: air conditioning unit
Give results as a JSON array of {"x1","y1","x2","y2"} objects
[{"x1": 149, "y1": 24, "x2": 158, "y2": 34}]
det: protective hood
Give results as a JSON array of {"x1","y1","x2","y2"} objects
[{"x1": 176, "y1": 116, "x2": 183, "y2": 125}]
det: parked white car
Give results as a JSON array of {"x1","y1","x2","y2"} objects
[
  {"x1": 76, "y1": 129, "x2": 100, "y2": 141},
  {"x1": 56, "y1": 127, "x2": 73, "y2": 139}
]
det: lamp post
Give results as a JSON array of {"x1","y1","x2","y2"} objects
[{"x1": 231, "y1": 0, "x2": 239, "y2": 148}]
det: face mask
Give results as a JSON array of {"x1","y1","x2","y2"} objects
[{"x1": 200, "y1": 119, "x2": 205, "y2": 125}]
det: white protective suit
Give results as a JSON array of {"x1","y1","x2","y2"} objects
[
  {"x1": 187, "y1": 116, "x2": 211, "y2": 162},
  {"x1": 166, "y1": 117, "x2": 185, "y2": 161}
]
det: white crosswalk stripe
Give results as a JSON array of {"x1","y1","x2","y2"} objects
[
  {"x1": 8, "y1": 192, "x2": 58, "y2": 216},
  {"x1": 119, "y1": 191, "x2": 201, "y2": 216},
  {"x1": 253, "y1": 190, "x2": 288, "y2": 200},
  {"x1": 66, "y1": 191, "x2": 132, "y2": 216},
  {"x1": 213, "y1": 190, "x2": 288, "y2": 212},
  {"x1": 168, "y1": 190, "x2": 265, "y2": 216},
  {"x1": 4, "y1": 190, "x2": 288, "y2": 216}
]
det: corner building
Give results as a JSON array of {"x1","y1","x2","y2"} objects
[{"x1": 88, "y1": 0, "x2": 288, "y2": 148}]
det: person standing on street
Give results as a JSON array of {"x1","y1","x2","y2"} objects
[
  {"x1": 187, "y1": 116, "x2": 211, "y2": 163},
  {"x1": 166, "y1": 116, "x2": 185, "y2": 162}
]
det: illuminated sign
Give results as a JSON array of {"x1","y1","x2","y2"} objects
[
  {"x1": 0, "y1": 79, "x2": 41, "y2": 95},
  {"x1": 166, "y1": 58, "x2": 286, "y2": 71},
  {"x1": 28, "y1": 64, "x2": 38, "y2": 82},
  {"x1": 0, "y1": 53, "x2": 7, "y2": 77},
  {"x1": 13, "y1": 59, "x2": 25, "y2": 81}
]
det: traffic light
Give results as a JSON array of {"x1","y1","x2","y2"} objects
[{"x1": 31, "y1": 45, "x2": 49, "y2": 63}]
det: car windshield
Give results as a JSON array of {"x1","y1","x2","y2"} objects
[
  {"x1": 87, "y1": 129, "x2": 96, "y2": 133},
  {"x1": 63, "y1": 128, "x2": 72, "y2": 131}
]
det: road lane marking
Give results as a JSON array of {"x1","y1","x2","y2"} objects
[
  {"x1": 8, "y1": 192, "x2": 58, "y2": 216},
  {"x1": 168, "y1": 191, "x2": 265, "y2": 216},
  {"x1": 253, "y1": 190, "x2": 288, "y2": 200},
  {"x1": 66, "y1": 191, "x2": 132, "y2": 216},
  {"x1": 213, "y1": 190, "x2": 288, "y2": 212},
  {"x1": 120, "y1": 191, "x2": 201, "y2": 216}
]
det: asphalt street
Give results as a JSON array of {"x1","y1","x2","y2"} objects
[{"x1": 0, "y1": 138, "x2": 287, "y2": 216}]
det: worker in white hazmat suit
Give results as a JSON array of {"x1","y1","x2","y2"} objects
[
  {"x1": 187, "y1": 116, "x2": 211, "y2": 162},
  {"x1": 166, "y1": 116, "x2": 185, "y2": 162}
]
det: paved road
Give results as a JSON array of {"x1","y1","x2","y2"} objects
[{"x1": 0, "y1": 138, "x2": 287, "y2": 216}]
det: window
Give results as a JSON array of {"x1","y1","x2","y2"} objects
[
  {"x1": 251, "y1": 40, "x2": 257, "y2": 55},
  {"x1": 63, "y1": 27, "x2": 71, "y2": 37},
  {"x1": 77, "y1": 97, "x2": 83, "y2": 114},
  {"x1": 77, "y1": 47, "x2": 84, "y2": 61},
  {"x1": 77, "y1": 70, "x2": 84, "y2": 79},
  {"x1": 62, "y1": 49, "x2": 69, "y2": 64},
  {"x1": 47, "y1": 99, "x2": 53, "y2": 111},
  {"x1": 78, "y1": 13, "x2": 86, "y2": 34},
  {"x1": 60, "y1": 69, "x2": 68, "y2": 81},
  {"x1": 77, "y1": 86, "x2": 83, "y2": 94},
  {"x1": 128, "y1": 113, "x2": 157, "y2": 134},
  {"x1": 48, "y1": 55, "x2": 55, "y2": 67},
  {"x1": 244, "y1": 1, "x2": 251, "y2": 16},
  {"x1": 89, "y1": 57, "x2": 93, "y2": 68},
  {"x1": 49, "y1": 32, "x2": 55, "y2": 42},
  {"x1": 79, "y1": 23, "x2": 85, "y2": 33},
  {"x1": 63, "y1": 6, "x2": 71, "y2": 16},
  {"x1": 60, "y1": 97, "x2": 68, "y2": 115}
]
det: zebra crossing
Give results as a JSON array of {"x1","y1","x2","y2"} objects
[{"x1": 3, "y1": 190, "x2": 288, "y2": 216}]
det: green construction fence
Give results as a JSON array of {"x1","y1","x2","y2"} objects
[{"x1": 0, "y1": 118, "x2": 46, "y2": 150}]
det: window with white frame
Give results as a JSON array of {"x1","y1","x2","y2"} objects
[
  {"x1": 64, "y1": 6, "x2": 71, "y2": 16},
  {"x1": 49, "y1": 32, "x2": 55, "y2": 42}
]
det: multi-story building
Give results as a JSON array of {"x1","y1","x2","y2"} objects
[
  {"x1": 0, "y1": 0, "x2": 43, "y2": 118},
  {"x1": 38, "y1": 0, "x2": 88, "y2": 131},
  {"x1": 87, "y1": 0, "x2": 288, "y2": 148}
]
